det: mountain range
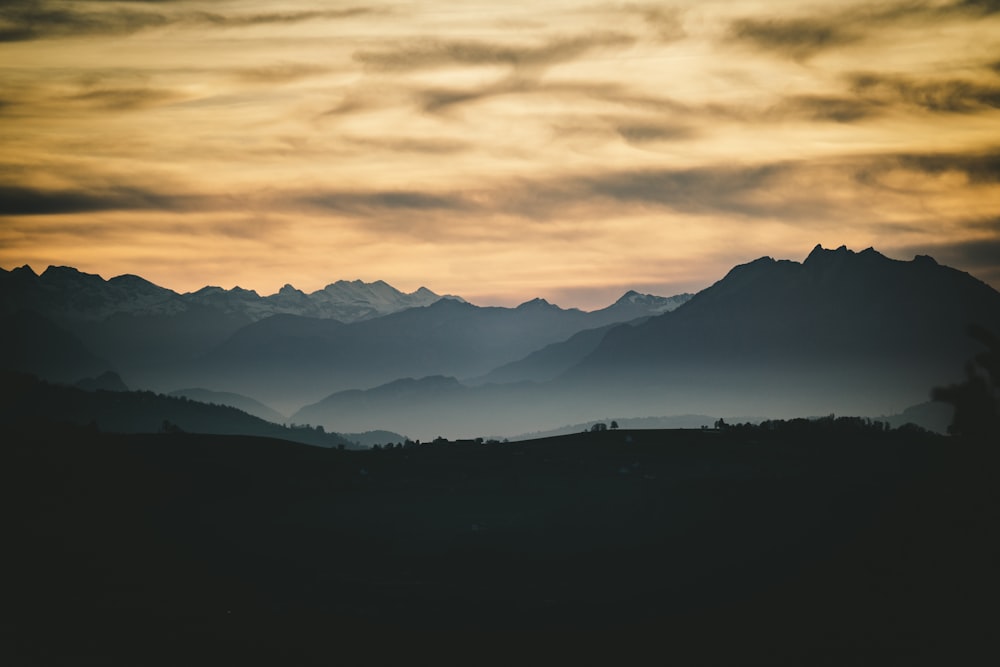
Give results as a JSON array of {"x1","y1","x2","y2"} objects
[
  {"x1": 193, "y1": 292, "x2": 693, "y2": 409},
  {"x1": 0, "y1": 265, "x2": 447, "y2": 324},
  {"x1": 0, "y1": 265, "x2": 691, "y2": 415},
  {"x1": 292, "y1": 245, "x2": 1000, "y2": 438},
  {"x1": 2, "y1": 245, "x2": 997, "y2": 439}
]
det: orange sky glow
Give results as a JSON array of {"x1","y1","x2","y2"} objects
[{"x1": 2, "y1": 0, "x2": 999, "y2": 308}]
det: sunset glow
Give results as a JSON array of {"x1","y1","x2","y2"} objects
[{"x1": 2, "y1": 0, "x2": 999, "y2": 307}]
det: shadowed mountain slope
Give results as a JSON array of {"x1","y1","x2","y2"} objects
[
  {"x1": 1, "y1": 265, "x2": 683, "y2": 408},
  {"x1": 560, "y1": 245, "x2": 1000, "y2": 417},
  {"x1": 295, "y1": 246, "x2": 1000, "y2": 437},
  {"x1": 0, "y1": 266, "x2": 445, "y2": 392},
  {"x1": 469, "y1": 320, "x2": 645, "y2": 385},
  {"x1": 0, "y1": 371, "x2": 352, "y2": 448},
  {"x1": 0, "y1": 310, "x2": 111, "y2": 383},
  {"x1": 198, "y1": 295, "x2": 683, "y2": 410},
  {"x1": 168, "y1": 388, "x2": 286, "y2": 424}
]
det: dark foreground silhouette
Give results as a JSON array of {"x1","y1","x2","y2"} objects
[{"x1": 3, "y1": 420, "x2": 997, "y2": 665}]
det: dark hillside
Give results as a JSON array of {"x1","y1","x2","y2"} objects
[
  {"x1": 4, "y1": 421, "x2": 995, "y2": 664},
  {"x1": 561, "y1": 246, "x2": 1000, "y2": 418},
  {"x1": 0, "y1": 371, "x2": 351, "y2": 448},
  {"x1": 0, "y1": 310, "x2": 110, "y2": 382}
]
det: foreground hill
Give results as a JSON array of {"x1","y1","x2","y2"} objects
[
  {"x1": 4, "y1": 421, "x2": 995, "y2": 664},
  {"x1": 169, "y1": 388, "x2": 287, "y2": 424},
  {"x1": 0, "y1": 371, "x2": 353, "y2": 448}
]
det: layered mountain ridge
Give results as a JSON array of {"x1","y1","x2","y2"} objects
[
  {"x1": 3, "y1": 245, "x2": 996, "y2": 439},
  {"x1": 0, "y1": 265, "x2": 449, "y2": 324},
  {"x1": 293, "y1": 245, "x2": 1000, "y2": 438},
  {"x1": 0, "y1": 264, "x2": 691, "y2": 414}
]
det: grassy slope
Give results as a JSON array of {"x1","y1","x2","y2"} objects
[{"x1": 3, "y1": 423, "x2": 997, "y2": 665}]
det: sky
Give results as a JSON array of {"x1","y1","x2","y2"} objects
[{"x1": 1, "y1": 0, "x2": 999, "y2": 308}]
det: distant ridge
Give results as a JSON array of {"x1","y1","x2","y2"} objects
[
  {"x1": 198, "y1": 294, "x2": 687, "y2": 409},
  {"x1": 0, "y1": 265, "x2": 445, "y2": 324},
  {"x1": 0, "y1": 263, "x2": 687, "y2": 410}
]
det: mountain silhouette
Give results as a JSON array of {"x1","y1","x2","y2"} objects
[
  {"x1": 294, "y1": 245, "x2": 1000, "y2": 438},
  {"x1": 1, "y1": 265, "x2": 682, "y2": 408},
  {"x1": 468, "y1": 293, "x2": 692, "y2": 385},
  {"x1": 0, "y1": 266, "x2": 445, "y2": 390},
  {"x1": 4, "y1": 246, "x2": 993, "y2": 437},
  {"x1": 469, "y1": 321, "x2": 642, "y2": 385},
  {"x1": 0, "y1": 265, "x2": 444, "y2": 324},
  {"x1": 196, "y1": 295, "x2": 684, "y2": 410},
  {"x1": 184, "y1": 278, "x2": 444, "y2": 322},
  {"x1": 588, "y1": 290, "x2": 693, "y2": 324},
  {"x1": 559, "y1": 245, "x2": 1000, "y2": 417}
]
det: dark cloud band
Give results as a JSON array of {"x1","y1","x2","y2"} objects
[{"x1": 0, "y1": 2, "x2": 376, "y2": 42}]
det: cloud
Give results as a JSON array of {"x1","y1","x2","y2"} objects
[
  {"x1": 183, "y1": 7, "x2": 376, "y2": 29},
  {"x1": 290, "y1": 163, "x2": 804, "y2": 224},
  {"x1": 286, "y1": 164, "x2": 809, "y2": 234},
  {"x1": 0, "y1": 1, "x2": 170, "y2": 41},
  {"x1": 499, "y1": 150, "x2": 1000, "y2": 222},
  {"x1": 230, "y1": 63, "x2": 330, "y2": 85},
  {"x1": 891, "y1": 232, "x2": 1000, "y2": 284},
  {"x1": 849, "y1": 73, "x2": 1000, "y2": 113},
  {"x1": 890, "y1": 152, "x2": 1000, "y2": 184},
  {"x1": 950, "y1": 0, "x2": 1000, "y2": 16},
  {"x1": 416, "y1": 73, "x2": 543, "y2": 113},
  {"x1": 615, "y1": 122, "x2": 694, "y2": 144},
  {"x1": 354, "y1": 32, "x2": 635, "y2": 71},
  {"x1": 415, "y1": 76, "x2": 664, "y2": 115},
  {"x1": 629, "y1": 4, "x2": 686, "y2": 42},
  {"x1": 341, "y1": 135, "x2": 470, "y2": 155},
  {"x1": 5, "y1": 146, "x2": 995, "y2": 227},
  {"x1": 65, "y1": 86, "x2": 183, "y2": 111},
  {"x1": 0, "y1": 184, "x2": 214, "y2": 215},
  {"x1": 760, "y1": 73, "x2": 1000, "y2": 124},
  {"x1": 296, "y1": 190, "x2": 471, "y2": 214},
  {"x1": 767, "y1": 94, "x2": 882, "y2": 123},
  {"x1": 728, "y1": 16, "x2": 861, "y2": 60},
  {"x1": 726, "y1": 0, "x2": 1000, "y2": 60},
  {"x1": 551, "y1": 163, "x2": 807, "y2": 219},
  {"x1": 0, "y1": 1, "x2": 376, "y2": 41},
  {"x1": 849, "y1": 150, "x2": 1000, "y2": 191},
  {"x1": 281, "y1": 147, "x2": 1000, "y2": 228}
]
